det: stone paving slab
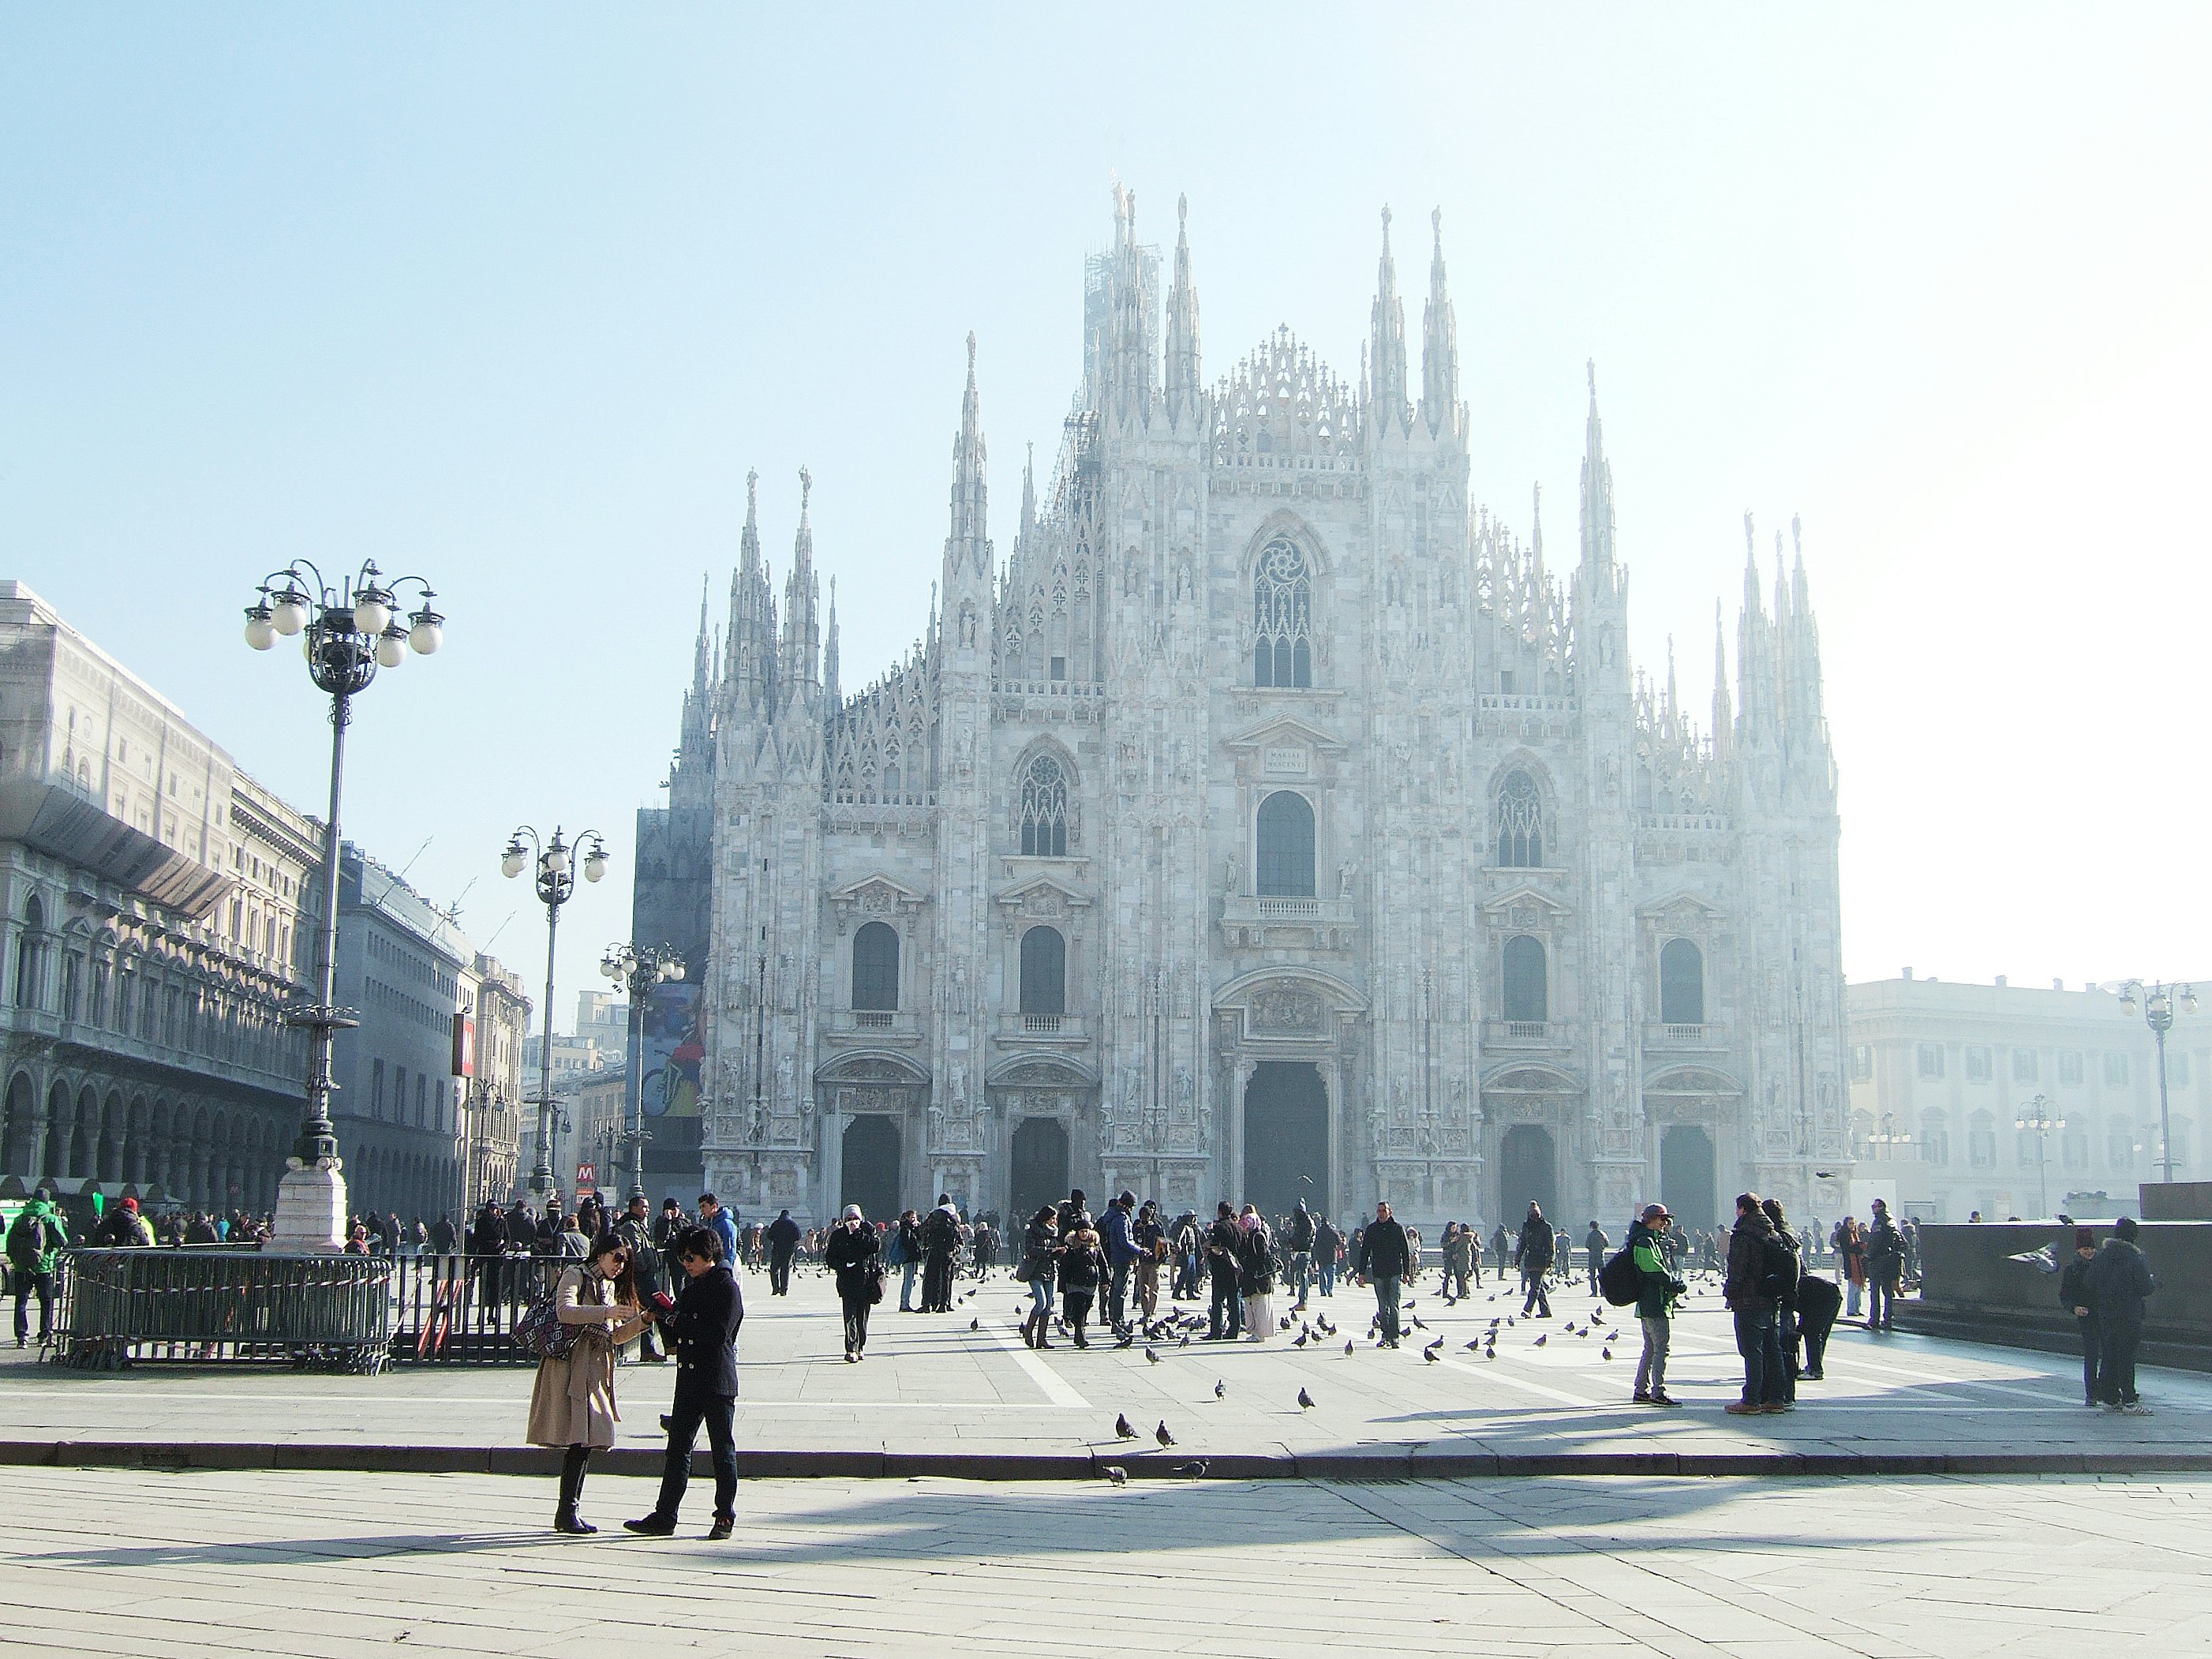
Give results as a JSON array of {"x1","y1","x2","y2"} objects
[
  {"x1": 5, "y1": 1267, "x2": 2205, "y2": 1477},
  {"x1": 2, "y1": 1466, "x2": 2210, "y2": 1656}
]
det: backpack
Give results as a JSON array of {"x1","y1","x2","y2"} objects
[
  {"x1": 1597, "y1": 1245, "x2": 1644, "y2": 1306},
  {"x1": 1759, "y1": 1234, "x2": 1798, "y2": 1302},
  {"x1": 513, "y1": 1285, "x2": 579, "y2": 1361},
  {"x1": 7, "y1": 1211, "x2": 51, "y2": 1272}
]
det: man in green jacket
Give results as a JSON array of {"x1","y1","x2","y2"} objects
[
  {"x1": 7, "y1": 1190, "x2": 69, "y2": 1347},
  {"x1": 1629, "y1": 1203, "x2": 1686, "y2": 1406}
]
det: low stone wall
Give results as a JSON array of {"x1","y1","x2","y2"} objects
[{"x1": 1894, "y1": 1220, "x2": 2212, "y2": 1372}]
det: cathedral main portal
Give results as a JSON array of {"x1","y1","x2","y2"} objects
[
  {"x1": 1011, "y1": 1117, "x2": 1069, "y2": 1224},
  {"x1": 1243, "y1": 1061, "x2": 1330, "y2": 1223},
  {"x1": 840, "y1": 1115, "x2": 901, "y2": 1223},
  {"x1": 1498, "y1": 1124, "x2": 1558, "y2": 1226}
]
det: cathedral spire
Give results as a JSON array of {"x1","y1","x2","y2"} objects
[
  {"x1": 947, "y1": 331, "x2": 988, "y2": 575},
  {"x1": 1368, "y1": 204, "x2": 1409, "y2": 436},
  {"x1": 692, "y1": 572, "x2": 710, "y2": 698},
  {"x1": 729, "y1": 466, "x2": 776, "y2": 706},
  {"x1": 1165, "y1": 192, "x2": 1203, "y2": 427},
  {"x1": 1711, "y1": 601, "x2": 1733, "y2": 758},
  {"x1": 780, "y1": 467, "x2": 821, "y2": 696},
  {"x1": 1418, "y1": 206, "x2": 1461, "y2": 442},
  {"x1": 1020, "y1": 441, "x2": 1037, "y2": 549},
  {"x1": 1578, "y1": 360, "x2": 1616, "y2": 572},
  {"x1": 822, "y1": 575, "x2": 840, "y2": 712}
]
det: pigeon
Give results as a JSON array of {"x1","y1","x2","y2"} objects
[
  {"x1": 1297, "y1": 1387, "x2": 1316, "y2": 1410},
  {"x1": 1102, "y1": 1465, "x2": 1128, "y2": 1487},
  {"x1": 1463, "y1": 1339, "x2": 1483, "y2": 1351},
  {"x1": 1279, "y1": 1315, "x2": 1293, "y2": 1331},
  {"x1": 1173, "y1": 1459, "x2": 1208, "y2": 1480},
  {"x1": 1115, "y1": 1414, "x2": 1138, "y2": 1440},
  {"x1": 1601, "y1": 1346, "x2": 1614, "y2": 1361},
  {"x1": 1145, "y1": 1346, "x2": 1161, "y2": 1365},
  {"x1": 1344, "y1": 1339, "x2": 1355, "y2": 1355},
  {"x1": 970, "y1": 1318, "x2": 980, "y2": 1331},
  {"x1": 1155, "y1": 1421, "x2": 1176, "y2": 1447},
  {"x1": 1533, "y1": 1335, "x2": 1548, "y2": 1347},
  {"x1": 1113, "y1": 1331, "x2": 1135, "y2": 1350},
  {"x1": 1484, "y1": 1349, "x2": 1496, "y2": 1361},
  {"x1": 1214, "y1": 1379, "x2": 1226, "y2": 1399},
  {"x1": 1409, "y1": 1316, "x2": 1428, "y2": 1331},
  {"x1": 1424, "y1": 1346, "x2": 1442, "y2": 1363},
  {"x1": 1293, "y1": 1331, "x2": 1308, "y2": 1349},
  {"x1": 1178, "y1": 1335, "x2": 1192, "y2": 1348}
]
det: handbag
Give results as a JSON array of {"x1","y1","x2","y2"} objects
[
  {"x1": 514, "y1": 1286, "x2": 578, "y2": 1360},
  {"x1": 866, "y1": 1263, "x2": 886, "y2": 1305},
  {"x1": 1012, "y1": 1254, "x2": 1037, "y2": 1283}
]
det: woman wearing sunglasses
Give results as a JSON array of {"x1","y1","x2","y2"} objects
[{"x1": 526, "y1": 1232, "x2": 653, "y2": 1534}]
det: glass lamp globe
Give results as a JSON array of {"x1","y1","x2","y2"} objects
[
  {"x1": 668, "y1": 961, "x2": 685, "y2": 982},
  {"x1": 545, "y1": 844, "x2": 571, "y2": 878},
  {"x1": 375, "y1": 628, "x2": 406, "y2": 668},
  {"x1": 582, "y1": 849, "x2": 608, "y2": 883},
  {"x1": 271, "y1": 593, "x2": 310, "y2": 636},
  {"x1": 500, "y1": 848, "x2": 526, "y2": 878},
  {"x1": 354, "y1": 593, "x2": 393, "y2": 636},
  {"x1": 244, "y1": 608, "x2": 275, "y2": 650},
  {"x1": 407, "y1": 610, "x2": 444, "y2": 654}
]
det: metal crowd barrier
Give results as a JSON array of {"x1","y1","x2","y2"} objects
[
  {"x1": 56, "y1": 1247, "x2": 397, "y2": 1373},
  {"x1": 388, "y1": 1252, "x2": 569, "y2": 1365}
]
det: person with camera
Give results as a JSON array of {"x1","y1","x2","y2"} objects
[
  {"x1": 526, "y1": 1233, "x2": 653, "y2": 1534},
  {"x1": 625, "y1": 1224, "x2": 744, "y2": 1540},
  {"x1": 825, "y1": 1204, "x2": 882, "y2": 1361}
]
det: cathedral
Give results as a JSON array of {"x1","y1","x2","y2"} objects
[{"x1": 636, "y1": 187, "x2": 1848, "y2": 1237}]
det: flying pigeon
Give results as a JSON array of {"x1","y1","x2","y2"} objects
[
  {"x1": 1297, "y1": 1387, "x2": 1316, "y2": 1410},
  {"x1": 1115, "y1": 1414, "x2": 1138, "y2": 1440},
  {"x1": 1155, "y1": 1420, "x2": 1176, "y2": 1447},
  {"x1": 1214, "y1": 1379, "x2": 1226, "y2": 1399}
]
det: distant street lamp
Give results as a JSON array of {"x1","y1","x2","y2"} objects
[
  {"x1": 503, "y1": 826, "x2": 606, "y2": 1198},
  {"x1": 2109, "y1": 980, "x2": 2199, "y2": 1185},
  {"x1": 2014, "y1": 1095, "x2": 2065, "y2": 1219},
  {"x1": 1867, "y1": 1113, "x2": 1912, "y2": 1161},
  {"x1": 601, "y1": 942, "x2": 684, "y2": 1202},
  {"x1": 244, "y1": 559, "x2": 443, "y2": 1249}
]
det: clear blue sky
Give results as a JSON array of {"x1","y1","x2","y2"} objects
[{"x1": 5, "y1": 6, "x2": 2207, "y2": 1024}]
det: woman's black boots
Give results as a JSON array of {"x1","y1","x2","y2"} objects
[{"x1": 555, "y1": 1444, "x2": 597, "y2": 1534}]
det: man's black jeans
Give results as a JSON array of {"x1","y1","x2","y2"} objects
[{"x1": 653, "y1": 1390, "x2": 738, "y2": 1524}]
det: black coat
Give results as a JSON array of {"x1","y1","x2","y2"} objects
[
  {"x1": 766, "y1": 1215, "x2": 803, "y2": 1259},
  {"x1": 824, "y1": 1223, "x2": 881, "y2": 1301},
  {"x1": 2087, "y1": 1238, "x2": 2157, "y2": 1324},
  {"x1": 663, "y1": 1263, "x2": 744, "y2": 1400},
  {"x1": 1356, "y1": 1216, "x2": 1412, "y2": 1280}
]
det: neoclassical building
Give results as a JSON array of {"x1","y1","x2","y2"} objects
[{"x1": 650, "y1": 189, "x2": 1848, "y2": 1233}]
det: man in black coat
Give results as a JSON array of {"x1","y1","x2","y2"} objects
[
  {"x1": 1203, "y1": 1201, "x2": 1244, "y2": 1340},
  {"x1": 765, "y1": 1208, "x2": 803, "y2": 1296},
  {"x1": 920, "y1": 1197, "x2": 960, "y2": 1312},
  {"x1": 627, "y1": 1224, "x2": 745, "y2": 1540},
  {"x1": 2087, "y1": 1215, "x2": 2158, "y2": 1411},
  {"x1": 1353, "y1": 1200, "x2": 1412, "y2": 1347}
]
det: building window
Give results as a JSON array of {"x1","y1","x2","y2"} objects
[
  {"x1": 1016, "y1": 755, "x2": 1069, "y2": 857},
  {"x1": 1658, "y1": 939, "x2": 1704, "y2": 1026},
  {"x1": 372, "y1": 1059, "x2": 386, "y2": 1120},
  {"x1": 2059, "y1": 1050, "x2": 2083, "y2": 1086},
  {"x1": 1964, "y1": 1046, "x2": 1993, "y2": 1084},
  {"x1": 1494, "y1": 770, "x2": 1544, "y2": 868},
  {"x1": 1252, "y1": 537, "x2": 1312, "y2": 688},
  {"x1": 2171, "y1": 1051, "x2": 2193, "y2": 1087},
  {"x1": 1850, "y1": 1044, "x2": 1873, "y2": 1083},
  {"x1": 2103, "y1": 1053, "x2": 2129, "y2": 1088},
  {"x1": 1917, "y1": 1043, "x2": 1945, "y2": 1080},
  {"x1": 2061, "y1": 1125, "x2": 2088, "y2": 1170},
  {"x1": 2012, "y1": 1049, "x2": 2038, "y2": 1084},
  {"x1": 1502, "y1": 935, "x2": 1548, "y2": 1024},
  {"x1": 1920, "y1": 1113, "x2": 1951, "y2": 1167},
  {"x1": 1256, "y1": 791, "x2": 1316, "y2": 897},
  {"x1": 2109, "y1": 1122, "x2": 2136, "y2": 1170},
  {"x1": 1018, "y1": 925, "x2": 1065, "y2": 1017},
  {"x1": 416, "y1": 1074, "x2": 427, "y2": 1128},
  {"x1": 13, "y1": 896, "x2": 42, "y2": 1009},
  {"x1": 1967, "y1": 1114, "x2": 1996, "y2": 1167},
  {"x1": 851, "y1": 922, "x2": 900, "y2": 1012},
  {"x1": 2170, "y1": 1119, "x2": 2192, "y2": 1169}
]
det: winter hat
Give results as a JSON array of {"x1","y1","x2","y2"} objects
[
  {"x1": 842, "y1": 1204, "x2": 863, "y2": 1222},
  {"x1": 120, "y1": 1197, "x2": 140, "y2": 1212},
  {"x1": 2116, "y1": 1215, "x2": 2139, "y2": 1240},
  {"x1": 2075, "y1": 1226, "x2": 2096, "y2": 1249}
]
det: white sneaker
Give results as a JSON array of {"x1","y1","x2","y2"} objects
[{"x1": 2122, "y1": 1401, "x2": 2153, "y2": 1414}]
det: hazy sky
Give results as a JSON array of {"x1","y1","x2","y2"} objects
[{"x1": 5, "y1": 6, "x2": 2207, "y2": 1028}]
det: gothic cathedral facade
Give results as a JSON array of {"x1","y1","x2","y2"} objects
[{"x1": 644, "y1": 189, "x2": 1848, "y2": 1235}]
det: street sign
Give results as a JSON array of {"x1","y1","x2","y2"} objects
[{"x1": 576, "y1": 1162, "x2": 597, "y2": 1188}]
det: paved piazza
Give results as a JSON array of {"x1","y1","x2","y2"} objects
[{"x1": 6, "y1": 1269, "x2": 2211, "y2": 1653}]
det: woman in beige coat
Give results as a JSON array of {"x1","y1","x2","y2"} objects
[{"x1": 527, "y1": 1233, "x2": 653, "y2": 1534}]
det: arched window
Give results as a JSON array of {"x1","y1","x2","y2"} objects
[
  {"x1": 1502, "y1": 935, "x2": 1547, "y2": 1024},
  {"x1": 13, "y1": 896, "x2": 42, "y2": 1010},
  {"x1": 1252, "y1": 537, "x2": 1312, "y2": 688},
  {"x1": 1495, "y1": 770, "x2": 1544, "y2": 867},
  {"x1": 851, "y1": 921, "x2": 900, "y2": 1012},
  {"x1": 1016, "y1": 755, "x2": 1069, "y2": 857},
  {"x1": 1019, "y1": 926, "x2": 1065, "y2": 1017},
  {"x1": 1658, "y1": 939, "x2": 1705, "y2": 1026},
  {"x1": 1919, "y1": 1111, "x2": 1950, "y2": 1167},
  {"x1": 1256, "y1": 791, "x2": 1316, "y2": 897}
]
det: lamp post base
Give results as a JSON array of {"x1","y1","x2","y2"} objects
[{"x1": 268, "y1": 1163, "x2": 350, "y2": 1254}]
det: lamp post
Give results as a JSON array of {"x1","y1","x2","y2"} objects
[
  {"x1": 244, "y1": 559, "x2": 444, "y2": 1251},
  {"x1": 503, "y1": 826, "x2": 606, "y2": 1199},
  {"x1": 601, "y1": 942, "x2": 684, "y2": 1203},
  {"x1": 1867, "y1": 1113, "x2": 1912, "y2": 1163},
  {"x1": 2109, "y1": 981, "x2": 2199, "y2": 1185},
  {"x1": 2014, "y1": 1095, "x2": 2064, "y2": 1219}
]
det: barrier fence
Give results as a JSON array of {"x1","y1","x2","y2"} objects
[{"x1": 58, "y1": 1247, "x2": 396, "y2": 1372}]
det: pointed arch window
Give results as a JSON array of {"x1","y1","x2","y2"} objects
[
  {"x1": 1016, "y1": 755, "x2": 1069, "y2": 856},
  {"x1": 1659, "y1": 939, "x2": 1705, "y2": 1026},
  {"x1": 1252, "y1": 537, "x2": 1313, "y2": 688},
  {"x1": 1495, "y1": 770, "x2": 1544, "y2": 868}
]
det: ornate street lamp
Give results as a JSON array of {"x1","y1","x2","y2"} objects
[
  {"x1": 2014, "y1": 1094, "x2": 2065, "y2": 1219},
  {"x1": 1866, "y1": 1113, "x2": 1912, "y2": 1161},
  {"x1": 2109, "y1": 980, "x2": 2199, "y2": 1185},
  {"x1": 503, "y1": 826, "x2": 606, "y2": 1199},
  {"x1": 244, "y1": 558, "x2": 444, "y2": 1251},
  {"x1": 600, "y1": 942, "x2": 685, "y2": 1202}
]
